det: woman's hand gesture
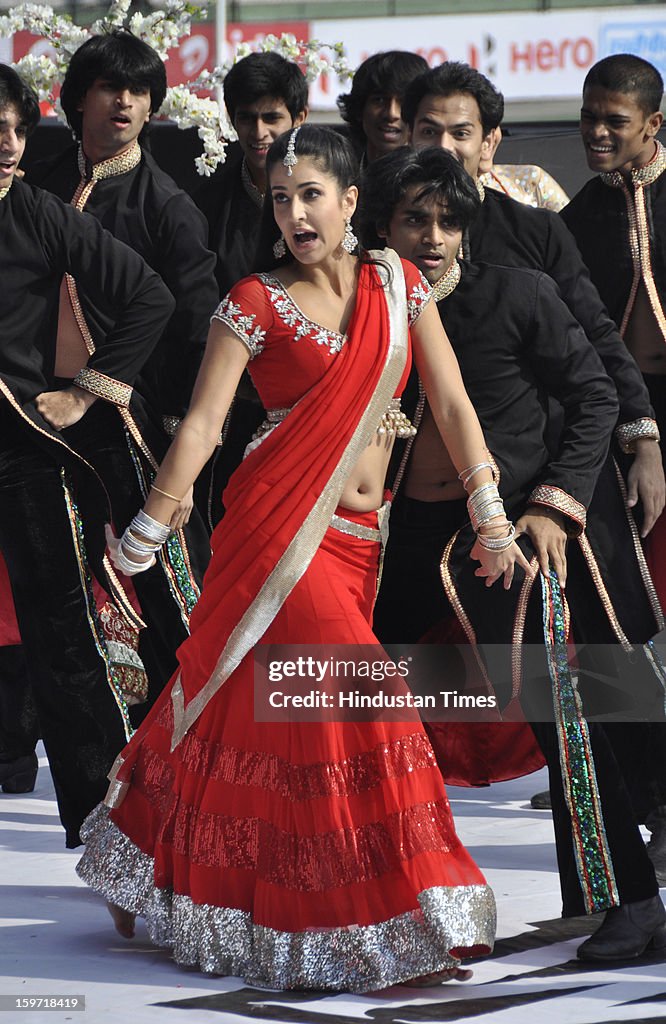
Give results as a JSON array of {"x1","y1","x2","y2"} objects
[{"x1": 471, "y1": 537, "x2": 534, "y2": 590}]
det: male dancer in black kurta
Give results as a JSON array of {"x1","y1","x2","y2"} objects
[
  {"x1": 195, "y1": 52, "x2": 308, "y2": 299},
  {"x1": 365, "y1": 145, "x2": 666, "y2": 961},
  {"x1": 561, "y1": 53, "x2": 666, "y2": 887},
  {"x1": 0, "y1": 65, "x2": 174, "y2": 845},
  {"x1": 28, "y1": 31, "x2": 217, "y2": 707},
  {"x1": 194, "y1": 52, "x2": 308, "y2": 525}
]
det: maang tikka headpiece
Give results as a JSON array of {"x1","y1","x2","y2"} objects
[{"x1": 283, "y1": 126, "x2": 301, "y2": 175}]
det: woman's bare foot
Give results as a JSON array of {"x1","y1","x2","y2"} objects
[
  {"x1": 106, "y1": 901, "x2": 135, "y2": 939},
  {"x1": 401, "y1": 966, "x2": 473, "y2": 987}
]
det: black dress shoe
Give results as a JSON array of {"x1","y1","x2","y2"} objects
[
  {"x1": 577, "y1": 895, "x2": 666, "y2": 961},
  {"x1": 530, "y1": 789, "x2": 552, "y2": 810},
  {"x1": 646, "y1": 807, "x2": 666, "y2": 887},
  {"x1": 0, "y1": 752, "x2": 38, "y2": 793}
]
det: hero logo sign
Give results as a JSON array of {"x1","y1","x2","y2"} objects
[{"x1": 509, "y1": 34, "x2": 594, "y2": 73}]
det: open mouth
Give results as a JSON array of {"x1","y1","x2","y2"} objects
[
  {"x1": 587, "y1": 143, "x2": 614, "y2": 154},
  {"x1": 418, "y1": 252, "x2": 444, "y2": 267},
  {"x1": 0, "y1": 159, "x2": 16, "y2": 175},
  {"x1": 293, "y1": 230, "x2": 318, "y2": 246},
  {"x1": 111, "y1": 115, "x2": 131, "y2": 127}
]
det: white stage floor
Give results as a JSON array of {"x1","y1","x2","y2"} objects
[{"x1": 0, "y1": 749, "x2": 664, "y2": 1024}]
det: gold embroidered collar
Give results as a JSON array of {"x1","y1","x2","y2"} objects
[
  {"x1": 241, "y1": 158, "x2": 265, "y2": 209},
  {"x1": 0, "y1": 181, "x2": 12, "y2": 202},
  {"x1": 476, "y1": 177, "x2": 486, "y2": 202},
  {"x1": 431, "y1": 259, "x2": 462, "y2": 301},
  {"x1": 601, "y1": 140, "x2": 666, "y2": 190},
  {"x1": 77, "y1": 141, "x2": 142, "y2": 183}
]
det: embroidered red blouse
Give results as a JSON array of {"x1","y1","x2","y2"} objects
[{"x1": 212, "y1": 258, "x2": 431, "y2": 410}]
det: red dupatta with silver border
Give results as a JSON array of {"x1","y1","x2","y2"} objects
[{"x1": 165, "y1": 249, "x2": 409, "y2": 749}]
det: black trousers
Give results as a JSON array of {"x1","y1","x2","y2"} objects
[
  {"x1": 0, "y1": 645, "x2": 38, "y2": 760},
  {"x1": 0, "y1": 405, "x2": 129, "y2": 846},
  {"x1": 0, "y1": 401, "x2": 207, "y2": 844},
  {"x1": 375, "y1": 493, "x2": 659, "y2": 916}
]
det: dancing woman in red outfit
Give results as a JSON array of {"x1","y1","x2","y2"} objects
[{"x1": 77, "y1": 127, "x2": 530, "y2": 991}]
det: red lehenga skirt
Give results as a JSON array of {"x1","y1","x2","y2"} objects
[{"x1": 77, "y1": 505, "x2": 495, "y2": 992}]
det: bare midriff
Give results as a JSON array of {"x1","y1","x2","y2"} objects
[
  {"x1": 403, "y1": 405, "x2": 465, "y2": 502},
  {"x1": 54, "y1": 278, "x2": 90, "y2": 378},
  {"x1": 339, "y1": 430, "x2": 397, "y2": 512},
  {"x1": 624, "y1": 280, "x2": 666, "y2": 374}
]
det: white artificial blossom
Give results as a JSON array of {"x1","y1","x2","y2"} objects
[
  {"x1": 191, "y1": 33, "x2": 353, "y2": 91},
  {"x1": 0, "y1": 2, "x2": 352, "y2": 174}
]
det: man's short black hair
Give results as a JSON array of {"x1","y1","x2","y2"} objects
[
  {"x1": 359, "y1": 145, "x2": 481, "y2": 247},
  {"x1": 337, "y1": 51, "x2": 428, "y2": 149},
  {"x1": 60, "y1": 30, "x2": 167, "y2": 141},
  {"x1": 403, "y1": 62, "x2": 504, "y2": 135},
  {"x1": 0, "y1": 64, "x2": 40, "y2": 136},
  {"x1": 583, "y1": 54, "x2": 664, "y2": 117},
  {"x1": 223, "y1": 52, "x2": 308, "y2": 124}
]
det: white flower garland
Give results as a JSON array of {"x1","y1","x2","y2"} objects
[
  {"x1": 0, "y1": 2, "x2": 352, "y2": 174},
  {"x1": 191, "y1": 34, "x2": 352, "y2": 90}
]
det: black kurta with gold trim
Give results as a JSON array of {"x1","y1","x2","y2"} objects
[
  {"x1": 560, "y1": 143, "x2": 666, "y2": 340},
  {"x1": 380, "y1": 260, "x2": 620, "y2": 646},
  {"x1": 436, "y1": 262, "x2": 615, "y2": 514},
  {"x1": 30, "y1": 144, "x2": 218, "y2": 421},
  {"x1": 468, "y1": 184, "x2": 652, "y2": 431},
  {"x1": 0, "y1": 177, "x2": 172, "y2": 470}
]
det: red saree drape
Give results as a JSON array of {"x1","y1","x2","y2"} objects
[{"x1": 169, "y1": 251, "x2": 412, "y2": 747}]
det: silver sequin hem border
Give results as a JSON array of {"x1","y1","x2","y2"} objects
[{"x1": 77, "y1": 804, "x2": 496, "y2": 992}]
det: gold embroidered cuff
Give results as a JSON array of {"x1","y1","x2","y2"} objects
[
  {"x1": 162, "y1": 414, "x2": 181, "y2": 438},
  {"x1": 528, "y1": 484, "x2": 586, "y2": 536},
  {"x1": 73, "y1": 367, "x2": 132, "y2": 407},
  {"x1": 162, "y1": 414, "x2": 225, "y2": 447},
  {"x1": 615, "y1": 417, "x2": 660, "y2": 454}
]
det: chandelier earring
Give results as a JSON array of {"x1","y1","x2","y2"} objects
[
  {"x1": 273, "y1": 235, "x2": 287, "y2": 259},
  {"x1": 342, "y1": 217, "x2": 358, "y2": 255}
]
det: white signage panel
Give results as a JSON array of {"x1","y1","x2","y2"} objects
[{"x1": 310, "y1": 6, "x2": 666, "y2": 108}]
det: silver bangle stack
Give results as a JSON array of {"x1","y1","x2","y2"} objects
[
  {"x1": 467, "y1": 482, "x2": 505, "y2": 529},
  {"x1": 116, "y1": 510, "x2": 171, "y2": 575},
  {"x1": 476, "y1": 522, "x2": 517, "y2": 551},
  {"x1": 461, "y1": 461, "x2": 515, "y2": 553},
  {"x1": 458, "y1": 460, "x2": 495, "y2": 488}
]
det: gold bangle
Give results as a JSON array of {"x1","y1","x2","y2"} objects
[{"x1": 151, "y1": 484, "x2": 182, "y2": 502}]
